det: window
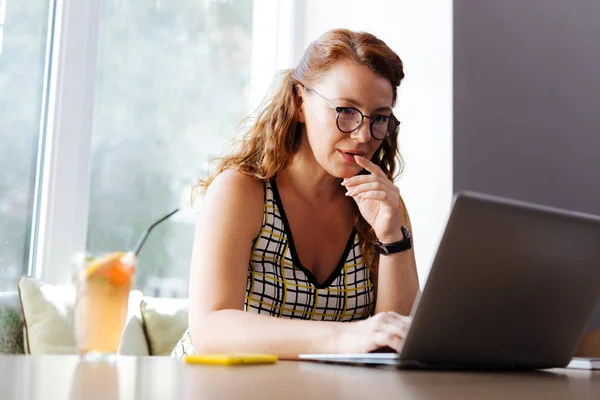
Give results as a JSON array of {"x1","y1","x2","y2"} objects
[
  {"x1": 0, "y1": 0, "x2": 51, "y2": 290},
  {"x1": 86, "y1": 0, "x2": 256, "y2": 298},
  {"x1": 1, "y1": 0, "x2": 292, "y2": 293}
]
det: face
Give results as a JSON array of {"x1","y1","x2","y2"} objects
[{"x1": 298, "y1": 60, "x2": 395, "y2": 179}]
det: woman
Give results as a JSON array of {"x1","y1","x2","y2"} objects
[{"x1": 173, "y1": 29, "x2": 419, "y2": 359}]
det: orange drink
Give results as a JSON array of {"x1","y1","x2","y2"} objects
[{"x1": 73, "y1": 252, "x2": 136, "y2": 361}]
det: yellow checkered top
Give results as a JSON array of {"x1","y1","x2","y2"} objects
[{"x1": 172, "y1": 179, "x2": 375, "y2": 357}]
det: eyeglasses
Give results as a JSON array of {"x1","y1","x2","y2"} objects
[{"x1": 304, "y1": 86, "x2": 400, "y2": 140}]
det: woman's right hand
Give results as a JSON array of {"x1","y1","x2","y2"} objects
[{"x1": 335, "y1": 312, "x2": 411, "y2": 354}]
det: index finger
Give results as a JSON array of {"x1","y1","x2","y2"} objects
[{"x1": 353, "y1": 155, "x2": 386, "y2": 178}]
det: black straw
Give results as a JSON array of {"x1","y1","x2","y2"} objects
[{"x1": 133, "y1": 208, "x2": 179, "y2": 256}]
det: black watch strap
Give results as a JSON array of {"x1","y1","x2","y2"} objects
[{"x1": 373, "y1": 225, "x2": 412, "y2": 255}]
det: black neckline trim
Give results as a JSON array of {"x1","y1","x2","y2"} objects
[{"x1": 270, "y1": 178, "x2": 356, "y2": 289}]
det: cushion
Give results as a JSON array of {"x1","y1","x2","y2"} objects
[
  {"x1": 140, "y1": 297, "x2": 188, "y2": 355},
  {"x1": 0, "y1": 291, "x2": 25, "y2": 354},
  {"x1": 17, "y1": 275, "x2": 149, "y2": 355}
]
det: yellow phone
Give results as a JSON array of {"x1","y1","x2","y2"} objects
[{"x1": 183, "y1": 354, "x2": 278, "y2": 366}]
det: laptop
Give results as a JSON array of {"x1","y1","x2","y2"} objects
[{"x1": 300, "y1": 191, "x2": 600, "y2": 369}]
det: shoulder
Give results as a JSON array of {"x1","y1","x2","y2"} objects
[
  {"x1": 207, "y1": 169, "x2": 264, "y2": 202},
  {"x1": 202, "y1": 169, "x2": 265, "y2": 231}
]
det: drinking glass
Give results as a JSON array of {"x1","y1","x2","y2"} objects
[{"x1": 73, "y1": 252, "x2": 136, "y2": 362}]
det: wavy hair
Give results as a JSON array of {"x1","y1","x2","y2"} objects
[{"x1": 196, "y1": 29, "x2": 405, "y2": 277}]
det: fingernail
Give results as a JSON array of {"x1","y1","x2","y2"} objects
[
  {"x1": 345, "y1": 191, "x2": 353, "y2": 196},
  {"x1": 341, "y1": 180, "x2": 347, "y2": 186}
]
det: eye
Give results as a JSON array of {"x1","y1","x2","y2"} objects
[{"x1": 337, "y1": 108, "x2": 359, "y2": 121}]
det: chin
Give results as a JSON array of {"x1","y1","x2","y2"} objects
[{"x1": 331, "y1": 164, "x2": 363, "y2": 179}]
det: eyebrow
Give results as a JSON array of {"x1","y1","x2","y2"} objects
[{"x1": 335, "y1": 96, "x2": 393, "y2": 113}]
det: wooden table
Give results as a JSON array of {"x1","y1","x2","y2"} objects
[{"x1": 0, "y1": 355, "x2": 598, "y2": 399}]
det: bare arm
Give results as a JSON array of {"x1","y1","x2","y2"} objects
[
  {"x1": 340, "y1": 156, "x2": 420, "y2": 316},
  {"x1": 191, "y1": 309, "x2": 340, "y2": 359},
  {"x1": 373, "y1": 195, "x2": 420, "y2": 315}
]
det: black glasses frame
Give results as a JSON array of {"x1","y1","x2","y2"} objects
[{"x1": 303, "y1": 85, "x2": 400, "y2": 140}]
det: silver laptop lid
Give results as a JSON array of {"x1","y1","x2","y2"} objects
[{"x1": 400, "y1": 191, "x2": 600, "y2": 369}]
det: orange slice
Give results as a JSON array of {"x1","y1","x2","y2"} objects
[{"x1": 85, "y1": 252, "x2": 136, "y2": 286}]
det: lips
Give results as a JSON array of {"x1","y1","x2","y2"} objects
[
  {"x1": 338, "y1": 149, "x2": 366, "y2": 164},
  {"x1": 341, "y1": 150, "x2": 366, "y2": 157}
]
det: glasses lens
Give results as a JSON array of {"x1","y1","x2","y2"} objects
[
  {"x1": 372, "y1": 116, "x2": 393, "y2": 140},
  {"x1": 337, "y1": 108, "x2": 362, "y2": 133}
]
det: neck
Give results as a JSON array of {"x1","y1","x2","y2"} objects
[{"x1": 278, "y1": 139, "x2": 345, "y2": 205}]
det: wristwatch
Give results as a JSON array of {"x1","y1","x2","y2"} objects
[{"x1": 372, "y1": 225, "x2": 412, "y2": 255}]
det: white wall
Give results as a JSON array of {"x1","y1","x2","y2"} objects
[{"x1": 296, "y1": 0, "x2": 453, "y2": 285}]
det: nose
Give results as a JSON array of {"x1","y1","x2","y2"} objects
[{"x1": 351, "y1": 120, "x2": 371, "y2": 143}]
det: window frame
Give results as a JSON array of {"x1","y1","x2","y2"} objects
[
  {"x1": 30, "y1": 0, "x2": 302, "y2": 284},
  {"x1": 28, "y1": 0, "x2": 101, "y2": 283},
  {"x1": 0, "y1": 0, "x2": 5, "y2": 55}
]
